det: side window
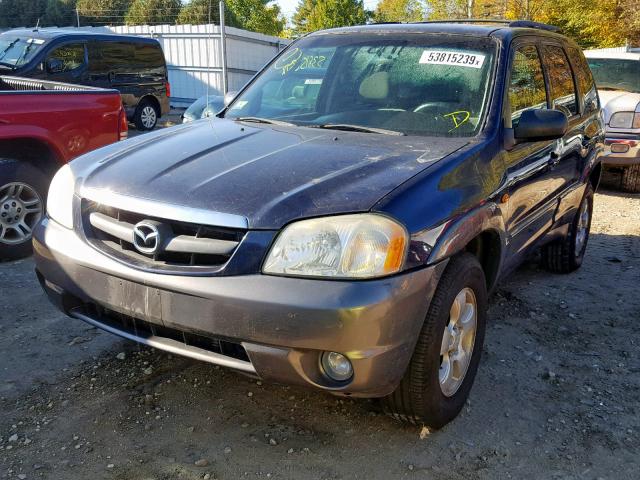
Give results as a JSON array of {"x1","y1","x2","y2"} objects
[
  {"x1": 567, "y1": 46, "x2": 599, "y2": 113},
  {"x1": 541, "y1": 45, "x2": 578, "y2": 117},
  {"x1": 508, "y1": 45, "x2": 547, "y2": 127},
  {"x1": 47, "y1": 43, "x2": 85, "y2": 72}
]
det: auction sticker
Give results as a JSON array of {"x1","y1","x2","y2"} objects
[{"x1": 419, "y1": 50, "x2": 485, "y2": 69}]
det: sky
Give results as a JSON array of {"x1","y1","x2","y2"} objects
[{"x1": 274, "y1": 0, "x2": 381, "y2": 20}]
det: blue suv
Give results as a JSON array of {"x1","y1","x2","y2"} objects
[{"x1": 34, "y1": 21, "x2": 603, "y2": 428}]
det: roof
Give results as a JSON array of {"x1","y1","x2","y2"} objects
[
  {"x1": 309, "y1": 21, "x2": 568, "y2": 42},
  {"x1": 2, "y1": 28, "x2": 159, "y2": 44}
]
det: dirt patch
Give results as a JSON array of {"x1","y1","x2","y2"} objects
[{"x1": 1, "y1": 186, "x2": 638, "y2": 480}]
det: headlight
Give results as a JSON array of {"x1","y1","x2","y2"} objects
[
  {"x1": 609, "y1": 111, "x2": 636, "y2": 129},
  {"x1": 263, "y1": 214, "x2": 408, "y2": 279},
  {"x1": 47, "y1": 164, "x2": 75, "y2": 229}
]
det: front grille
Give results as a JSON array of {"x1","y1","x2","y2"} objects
[
  {"x1": 83, "y1": 303, "x2": 250, "y2": 363},
  {"x1": 82, "y1": 200, "x2": 246, "y2": 273}
]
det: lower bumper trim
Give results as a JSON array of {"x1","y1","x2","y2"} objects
[{"x1": 68, "y1": 307, "x2": 257, "y2": 374}]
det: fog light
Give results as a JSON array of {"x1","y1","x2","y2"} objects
[
  {"x1": 611, "y1": 143, "x2": 630, "y2": 153},
  {"x1": 321, "y1": 351, "x2": 353, "y2": 382}
]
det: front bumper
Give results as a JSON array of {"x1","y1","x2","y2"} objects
[
  {"x1": 33, "y1": 218, "x2": 444, "y2": 397},
  {"x1": 602, "y1": 134, "x2": 640, "y2": 167}
]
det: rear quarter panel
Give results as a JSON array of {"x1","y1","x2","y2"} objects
[{"x1": 0, "y1": 91, "x2": 123, "y2": 163}]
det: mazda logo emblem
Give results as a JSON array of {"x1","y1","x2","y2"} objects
[{"x1": 133, "y1": 221, "x2": 161, "y2": 255}]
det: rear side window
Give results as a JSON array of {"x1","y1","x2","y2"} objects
[
  {"x1": 541, "y1": 45, "x2": 578, "y2": 117},
  {"x1": 567, "y1": 47, "x2": 599, "y2": 112},
  {"x1": 135, "y1": 44, "x2": 165, "y2": 68},
  {"x1": 90, "y1": 41, "x2": 135, "y2": 72},
  {"x1": 47, "y1": 43, "x2": 85, "y2": 72},
  {"x1": 508, "y1": 45, "x2": 547, "y2": 127}
]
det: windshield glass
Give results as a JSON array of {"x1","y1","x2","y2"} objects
[
  {"x1": 225, "y1": 34, "x2": 497, "y2": 137},
  {"x1": 587, "y1": 58, "x2": 640, "y2": 93},
  {"x1": 0, "y1": 36, "x2": 45, "y2": 68}
]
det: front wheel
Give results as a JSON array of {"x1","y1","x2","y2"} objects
[
  {"x1": 0, "y1": 159, "x2": 48, "y2": 261},
  {"x1": 542, "y1": 183, "x2": 594, "y2": 273},
  {"x1": 382, "y1": 253, "x2": 488, "y2": 428}
]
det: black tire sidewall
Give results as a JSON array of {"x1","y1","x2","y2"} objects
[
  {"x1": 0, "y1": 158, "x2": 50, "y2": 261},
  {"x1": 417, "y1": 254, "x2": 488, "y2": 428}
]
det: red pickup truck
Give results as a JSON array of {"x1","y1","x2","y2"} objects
[{"x1": 0, "y1": 75, "x2": 127, "y2": 260}]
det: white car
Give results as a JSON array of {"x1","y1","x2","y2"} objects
[{"x1": 585, "y1": 48, "x2": 640, "y2": 192}]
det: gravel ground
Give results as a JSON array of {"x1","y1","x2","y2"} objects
[{"x1": 0, "y1": 178, "x2": 638, "y2": 480}]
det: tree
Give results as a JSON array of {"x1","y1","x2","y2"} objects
[
  {"x1": 44, "y1": 0, "x2": 77, "y2": 26},
  {"x1": 0, "y1": 0, "x2": 47, "y2": 28},
  {"x1": 292, "y1": 0, "x2": 366, "y2": 35},
  {"x1": 178, "y1": 0, "x2": 285, "y2": 37},
  {"x1": 373, "y1": 0, "x2": 426, "y2": 22},
  {"x1": 125, "y1": 0, "x2": 182, "y2": 24},
  {"x1": 76, "y1": 0, "x2": 133, "y2": 25}
]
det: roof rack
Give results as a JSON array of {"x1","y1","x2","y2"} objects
[{"x1": 415, "y1": 19, "x2": 559, "y2": 32}]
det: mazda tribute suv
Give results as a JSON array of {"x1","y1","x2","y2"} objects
[{"x1": 34, "y1": 21, "x2": 603, "y2": 428}]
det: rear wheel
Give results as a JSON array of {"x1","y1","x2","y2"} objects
[
  {"x1": 382, "y1": 253, "x2": 488, "y2": 428},
  {"x1": 542, "y1": 184, "x2": 593, "y2": 273},
  {"x1": 0, "y1": 158, "x2": 47, "y2": 261},
  {"x1": 134, "y1": 99, "x2": 159, "y2": 131},
  {"x1": 621, "y1": 164, "x2": 640, "y2": 193}
]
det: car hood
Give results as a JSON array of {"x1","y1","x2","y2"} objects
[
  {"x1": 598, "y1": 89, "x2": 640, "y2": 124},
  {"x1": 75, "y1": 119, "x2": 468, "y2": 229}
]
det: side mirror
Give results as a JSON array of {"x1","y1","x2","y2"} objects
[
  {"x1": 46, "y1": 58, "x2": 64, "y2": 74},
  {"x1": 514, "y1": 109, "x2": 568, "y2": 142},
  {"x1": 224, "y1": 90, "x2": 238, "y2": 107}
]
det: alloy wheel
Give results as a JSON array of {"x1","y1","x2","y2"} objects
[
  {"x1": 439, "y1": 287, "x2": 478, "y2": 397},
  {"x1": 0, "y1": 182, "x2": 43, "y2": 245}
]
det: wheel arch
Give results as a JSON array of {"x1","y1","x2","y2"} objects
[
  {"x1": 427, "y1": 202, "x2": 506, "y2": 293},
  {"x1": 138, "y1": 94, "x2": 161, "y2": 115},
  {"x1": 0, "y1": 138, "x2": 63, "y2": 178}
]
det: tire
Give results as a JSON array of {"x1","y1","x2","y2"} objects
[
  {"x1": 621, "y1": 164, "x2": 640, "y2": 193},
  {"x1": 541, "y1": 183, "x2": 594, "y2": 273},
  {"x1": 382, "y1": 253, "x2": 488, "y2": 429},
  {"x1": 0, "y1": 158, "x2": 49, "y2": 261},
  {"x1": 133, "y1": 99, "x2": 159, "y2": 131}
]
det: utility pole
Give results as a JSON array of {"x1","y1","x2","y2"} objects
[
  {"x1": 219, "y1": 0, "x2": 228, "y2": 95},
  {"x1": 76, "y1": 8, "x2": 80, "y2": 28},
  {"x1": 467, "y1": 0, "x2": 473, "y2": 18}
]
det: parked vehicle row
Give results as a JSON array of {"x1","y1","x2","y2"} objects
[
  {"x1": 0, "y1": 75, "x2": 127, "y2": 260},
  {"x1": 0, "y1": 29, "x2": 170, "y2": 130},
  {"x1": 33, "y1": 21, "x2": 603, "y2": 428},
  {"x1": 585, "y1": 49, "x2": 640, "y2": 192}
]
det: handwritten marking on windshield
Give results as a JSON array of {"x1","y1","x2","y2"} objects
[
  {"x1": 274, "y1": 48, "x2": 303, "y2": 75},
  {"x1": 444, "y1": 111, "x2": 471, "y2": 132}
]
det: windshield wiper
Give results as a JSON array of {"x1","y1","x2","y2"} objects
[
  {"x1": 0, "y1": 61, "x2": 15, "y2": 68},
  {"x1": 233, "y1": 116, "x2": 295, "y2": 127},
  {"x1": 307, "y1": 123, "x2": 406, "y2": 136}
]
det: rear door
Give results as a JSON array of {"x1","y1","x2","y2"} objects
[{"x1": 89, "y1": 41, "x2": 137, "y2": 112}]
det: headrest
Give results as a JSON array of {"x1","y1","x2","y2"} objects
[
  {"x1": 359, "y1": 71, "x2": 389, "y2": 100},
  {"x1": 291, "y1": 85, "x2": 304, "y2": 98}
]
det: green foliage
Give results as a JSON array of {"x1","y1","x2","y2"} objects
[
  {"x1": 44, "y1": 0, "x2": 77, "y2": 26},
  {"x1": 178, "y1": 0, "x2": 285, "y2": 36},
  {"x1": 292, "y1": 0, "x2": 366, "y2": 35},
  {"x1": 124, "y1": 0, "x2": 182, "y2": 25},
  {"x1": 373, "y1": 0, "x2": 426, "y2": 22},
  {"x1": 0, "y1": 0, "x2": 47, "y2": 28},
  {"x1": 76, "y1": 0, "x2": 133, "y2": 25}
]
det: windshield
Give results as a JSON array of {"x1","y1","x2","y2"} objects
[
  {"x1": 0, "y1": 36, "x2": 45, "y2": 68},
  {"x1": 224, "y1": 34, "x2": 497, "y2": 137},
  {"x1": 587, "y1": 58, "x2": 640, "y2": 93}
]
